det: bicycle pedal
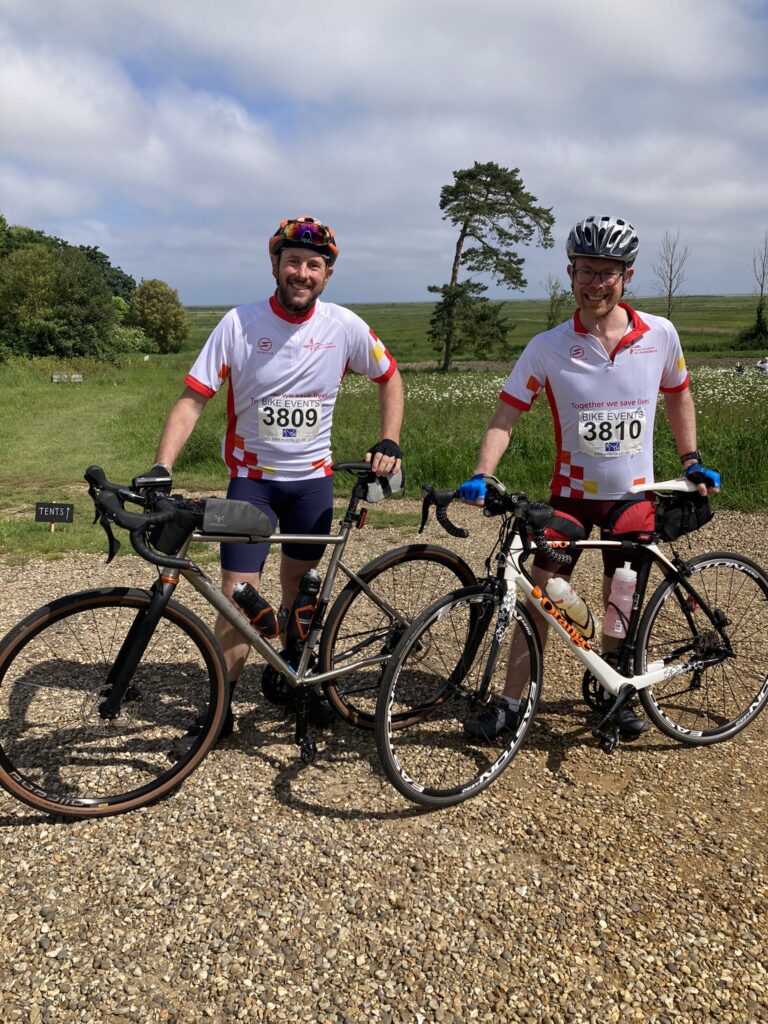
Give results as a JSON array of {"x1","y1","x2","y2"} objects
[
  {"x1": 592, "y1": 724, "x2": 621, "y2": 754},
  {"x1": 298, "y1": 734, "x2": 318, "y2": 764}
]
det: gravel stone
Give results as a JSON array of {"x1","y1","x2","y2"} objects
[{"x1": 0, "y1": 504, "x2": 766, "y2": 1022}]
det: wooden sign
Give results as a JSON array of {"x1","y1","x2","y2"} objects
[{"x1": 34, "y1": 503, "x2": 75, "y2": 532}]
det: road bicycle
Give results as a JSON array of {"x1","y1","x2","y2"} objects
[
  {"x1": 374, "y1": 478, "x2": 768, "y2": 808},
  {"x1": 0, "y1": 463, "x2": 475, "y2": 818}
]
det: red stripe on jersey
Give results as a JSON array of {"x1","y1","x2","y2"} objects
[
  {"x1": 545, "y1": 380, "x2": 564, "y2": 458},
  {"x1": 223, "y1": 378, "x2": 240, "y2": 476},
  {"x1": 574, "y1": 304, "x2": 651, "y2": 358},
  {"x1": 660, "y1": 372, "x2": 690, "y2": 393},
  {"x1": 185, "y1": 374, "x2": 217, "y2": 400},
  {"x1": 499, "y1": 391, "x2": 531, "y2": 411},
  {"x1": 268, "y1": 294, "x2": 314, "y2": 324},
  {"x1": 371, "y1": 360, "x2": 397, "y2": 384}
]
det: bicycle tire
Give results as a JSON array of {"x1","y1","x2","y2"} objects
[
  {"x1": 636, "y1": 552, "x2": 768, "y2": 745},
  {"x1": 0, "y1": 588, "x2": 229, "y2": 818},
  {"x1": 319, "y1": 544, "x2": 476, "y2": 729},
  {"x1": 375, "y1": 584, "x2": 542, "y2": 808}
]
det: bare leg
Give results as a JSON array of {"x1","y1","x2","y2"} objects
[
  {"x1": 503, "y1": 564, "x2": 560, "y2": 698},
  {"x1": 215, "y1": 569, "x2": 262, "y2": 682},
  {"x1": 279, "y1": 552, "x2": 322, "y2": 613}
]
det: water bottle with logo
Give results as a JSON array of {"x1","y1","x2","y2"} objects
[
  {"x1": 602, "y1": 562, "x2": 637, "y2": 640},
  {"x1": 545, "y1": 576, "x2": 596, "y2": 639}
]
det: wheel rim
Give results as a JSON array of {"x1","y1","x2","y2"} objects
[
  {"x1": 0, "y1": 594, "x2": 224, "y2": 813},
  {"x1": 639, "y1": 557, "x2": 768, "y2": 740}
]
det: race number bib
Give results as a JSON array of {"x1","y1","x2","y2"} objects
[
  {"x1": 578, "y1": 407, "x2": 646, "y2": 459},
  {"x1": 259, "y1": 396, "x2": 321, "y2": 442}
]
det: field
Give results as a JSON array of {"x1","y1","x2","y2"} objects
[
  {"x1": 0, "y1": 295, "x2": 767, "y2": 560},
  {"x1": 187, "y1": 293, "x2": 767, "y2": 362}
]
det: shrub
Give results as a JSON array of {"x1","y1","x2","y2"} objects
[{"x1": 129, "y1": 279, "x2": 190, "y2": 353}]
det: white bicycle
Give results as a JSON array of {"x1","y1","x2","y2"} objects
[{"x1": 374, "y1": 478, "x2": 768, "y2": 807}]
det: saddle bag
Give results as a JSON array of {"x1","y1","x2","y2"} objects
[{"x1": 654, "y1": 492, "x2": 713, "y2": 542}]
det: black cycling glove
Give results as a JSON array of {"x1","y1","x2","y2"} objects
[{"x1": 366, "y1": 438, "x2": 403, "y2": 463}]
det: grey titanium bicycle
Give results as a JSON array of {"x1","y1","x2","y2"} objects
[
  {"x1": 0, "y1": 462, "x2": 474, "y2": 818},
  {"x1": 374, "y1": 478, "x2": 768, "y2": 808}
]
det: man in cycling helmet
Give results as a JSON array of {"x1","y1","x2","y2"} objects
[
  {"x1": 459, "y1": 215, "x2": 720, "y2": 742},
  {"x1": 144, "y1": 215, "x2": 404, "y2": 739}
]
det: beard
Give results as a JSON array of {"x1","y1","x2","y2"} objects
[{"x1": 275, "y1": 279, "x2": 322, "y2": 315}]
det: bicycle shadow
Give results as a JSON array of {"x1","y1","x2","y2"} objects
[
  {"x1": 530, "y1": 695, "x2": 683, "y2": 777},
  {"x1": 228, "y1": 703, "x2": 428, "y2": 821}
]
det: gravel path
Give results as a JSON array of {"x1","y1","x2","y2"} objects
[{"x1": 0, "y1": 503, "x2": 766, "y2": 1023}]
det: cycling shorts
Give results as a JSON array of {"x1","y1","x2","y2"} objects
[
  {"x1": 220, "y1": 476, "x2": 335, "y2": 574},
  {"x1": 533, "y1": 495, "x2": 655, "y2": 578}
]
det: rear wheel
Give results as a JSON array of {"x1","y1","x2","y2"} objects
[
  {"x1": 636, "y1": 553, "x2": 768, "y2": 744},
  {"x1": 0, "y1": 588, "x2": 228, "y2": 817},
  {"x1": 375, "y1": 585, "x2": 542, "y2": 807},
  {"x1": 320, "y1": 545, "x2": 476, "y2": 728}
]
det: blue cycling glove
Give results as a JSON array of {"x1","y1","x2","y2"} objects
[
  {"x1": 458, "y1": 474, "x2": 506, "y2": 503},
  {"x1": 685, "y1": 462, "x2": 721, "y2": 490},
  {"x1": 458, "y1": 474, "x2": 487, "y2": 503}
]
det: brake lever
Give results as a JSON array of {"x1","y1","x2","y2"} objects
[
  {"x1": 419, "y1": 494, "x2": 431, "y2": 534},
  {"x1": 97, "y1": 512, "x2": 121, "y2": 563}
]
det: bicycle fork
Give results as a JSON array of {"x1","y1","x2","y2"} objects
[{"x1": 98, "y1": 580, "x2": 176, "y2": 719}]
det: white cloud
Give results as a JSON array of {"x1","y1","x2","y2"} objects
[{"x1": 0, "y1": 0, "x2": 766, "y2": 302}]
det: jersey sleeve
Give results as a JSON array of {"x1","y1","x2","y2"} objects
[
  {"x1": 344, "y1": 314, "x2": 398, "y2": 383},
  {"x1": 658, "y1": 319, "x2": 690, "y2": 393},
  {"x1": 499, "y1": 335, "x2": 547, "y2": 411},
  {"x1": 185, "y1": 310, "x2": 236, "y2": 399}
]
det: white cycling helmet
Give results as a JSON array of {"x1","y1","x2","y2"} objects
[{"x1": 566, "y1": 216, "x2": 639, "y2": 267}]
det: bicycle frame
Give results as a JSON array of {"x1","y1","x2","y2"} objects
[
  {"x1": 502, "y1": 531, "x2": 720, "y2": 700},
  {"x1": 151, "y1": 509, "x2": 412, "y2": 693}
]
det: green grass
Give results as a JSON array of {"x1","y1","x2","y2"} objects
[
  {"x1": 187, "y1": 294, "x2": 768, "y2": 364},
  {"x1": 1, "y1": 295, "x2": 767, "y2": 561}
]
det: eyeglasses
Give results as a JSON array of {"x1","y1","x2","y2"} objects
[
  {"x1": 572, "y1": 267, "x2": 625, "y2": 286},
  {"x1": 280, "y1": 219, "x2": 335, "y2": 248}
]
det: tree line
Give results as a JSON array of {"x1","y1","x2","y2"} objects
[
  {"x1": 428, "y1": 162, "x2": 768, "y2": 368},
  {"x1": 3, "y1": 177, "x2": 766, "y2": 369},
  {"x1": 0, "y1": 212, "x2": 189, "y2": 362}
]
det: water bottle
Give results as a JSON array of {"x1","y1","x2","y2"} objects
[
  {"x1": 285, "y1": 568, "x2": 322, "y2": 653},
  {"x1": 232, "y1": 582, "x2": 280, "y2": 639},
  {"x1": 603, "y1": 562, "x2": 637, "y2": 639},
  {"x1": 545, "y1": 577, "x2": 596, "y2": 639}
]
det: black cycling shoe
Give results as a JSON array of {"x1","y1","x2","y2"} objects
[
  {"x1": 615, "y1": 703, "x2": 648, "y2": 740},
  {"x1": 170, "y1": 706, "x2": 234, "y2": 758},
  {"x1": 261, "y1": 655, "x2": 333, "y2": 727},
  {"x1": 305, "y1": 686, "x2": 336, "y2": 728},
  {"x1": 598, "y1": 698, "x2": 648, "y2": 740},
  {"x1": 261, "y1": 659, "x2": 294, "y2": 706}
]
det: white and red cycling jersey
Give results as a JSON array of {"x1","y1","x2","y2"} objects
[
  {"x1": 500, "y1": 304, "x2": 690, "y2": 500},
  {"x1": 186, "y1": 296, "x2": 397, "y2": 480}
]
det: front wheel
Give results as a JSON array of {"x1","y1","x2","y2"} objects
[
  {"x1": 375, "y1": 585, "x2": 542, "y2": 808},
  {"x1": 0, "y1": 588, "x2": 229, "y2": 818},
  {"x1": 636, "y1": 552, "x2": 768, "y2": 744},
  {"x1": 319, "y1": 544, "x2": 476, "y2": 728}
]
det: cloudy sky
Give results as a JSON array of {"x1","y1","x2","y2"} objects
[{"x1": 1, "y1": 0, "x2": 767, "y2": 306}]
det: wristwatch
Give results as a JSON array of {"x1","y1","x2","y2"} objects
[{"x1": 679, "y1": 449, "x2": 702, "y2": 465}]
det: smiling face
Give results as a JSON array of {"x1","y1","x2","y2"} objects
[
  {"x1": 272, "y1": 247, "x2": 333, "y2": 315},
  {"x1": 568, "y1": 256, "x2": 633, "y2": 320}
]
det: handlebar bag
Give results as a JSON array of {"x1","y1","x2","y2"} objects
[
  {"x1": 202, "y1": 498, "x2": 272, "y2": 538},
  {"x1": 654, "y1": 492, "x2": 713, "y2": 542},
  {"x1": 148, "y1": 500, "x2": 204, "y2": 555}
]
